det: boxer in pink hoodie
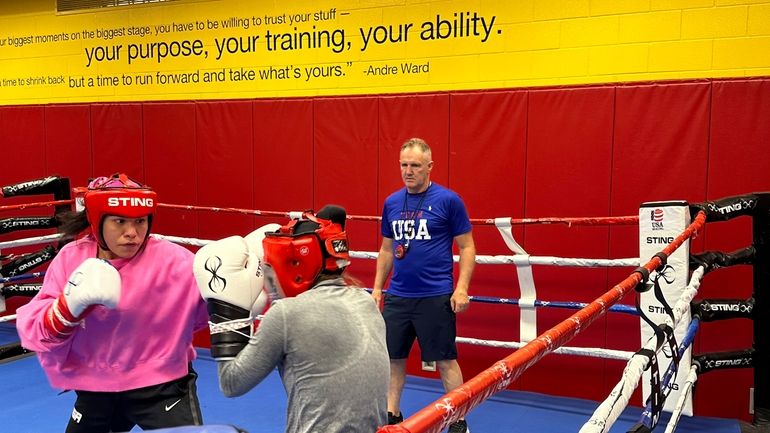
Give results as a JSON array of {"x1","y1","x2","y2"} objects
[{"x1": 16, "y1": 173, "x2": 208, "y2": 433}]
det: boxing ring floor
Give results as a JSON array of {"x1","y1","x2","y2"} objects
[{"x1": 0, "y1": 324, "x2": 740, "y2": 433}]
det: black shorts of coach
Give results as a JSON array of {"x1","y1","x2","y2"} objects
[
  {"x1": 65, "y1": 364, "x2": 202, "y2": 433},
  {"x1": 383, "y1": 293, "x2": 458, "y2": 362}
]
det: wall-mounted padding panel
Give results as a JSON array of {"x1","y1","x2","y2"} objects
[
  {"x1": 520, "y1": 86, "x2": 615, "y2": 400},
  {"x1": 91, "y1": 104, "x2": 143, "y2": 178},
  {"x1": 314, "y1": 97, "x2": 381, "y2": 293},
  {"x1": 45, "y1": 105, "x2": 91, "y2": 184},
  {"x1": 143, "y1": 102, "x2": 198, "y2": 238},
  {"x1": 0, "y1": 105, "x2": 46, "y2": 214},
  {"x1": 252, "y1": 98, "x2": 313, "y2": 228},
  {"x1": 613, "y1": 82, "x2": 711, "y2": 205},
  {"x1": 194, "y1": 101, "x2": 254, "y2": 241},
  {"x1": 447, "y1": 90, "x2": 528, "y2": 388}
]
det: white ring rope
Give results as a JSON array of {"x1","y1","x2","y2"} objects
[
  {"x1": 153, "y1": 234, "x2": 212, "y2": 247},
  {"x1": 663, "y1": 365, "x2": 699, "y2": 433},
  {"x1": 0, "y1": 314, "x2": 16, "y2": 323},
  {"x1": 0, "y1": 233, "x2": 62, "y2": 249},
  {"x1": 456, "y1": 337, "x2": 634, "y2": 361},
  {"x1": 350, "y1": 251, "x2": 638, "y2": 267},
  {"x1": 0, "y1": 233, "x2": 639, "y2": 267},
  {"x1": 578, "y1": 266, "x2": 706, "y2": 433}
]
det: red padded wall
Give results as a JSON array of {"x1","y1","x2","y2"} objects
[
  {"x1": 0, "y1": 106, "x2": 46, "y2": 200},
  {"x1": 613, "y1": 82, "x2": 711, "y2": 205},
  {"x1": 252, "y1": 98, "x2": 313, "y2": 227},
  {"x1": 143, "y1": 102, "x2": 198, "y2": 238},
  {"x1": 377, "y1": 94, "x2": 450, "y2": 195},
  {"x1": 314, "y1": 97, "x2": 380, "y2": 291},
  {"x1": 522, "y1": 86, "x2": 615, "y2": 400},
  {"x1": 91, "y1": 104, "x2": 143, "y2": 179},
  {"x1": 194, "y1": 101, "x2": 254, "y2": 241},
  {"x1": 448, "y1": 90, "x2": 528, "y2": 386},
  {"x1": 314, "y1": 97, "x2": 379, "y2": 213},
  {"x1": 44, "y1": 105, "x2": 91, "y2": 183}
]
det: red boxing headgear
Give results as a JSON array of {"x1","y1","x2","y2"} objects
[
  {"x1": 262, "y1": 206, "x2": 350, "y2": 298},
  {"x1": 84, "y1": 173, "x2": 157, "y2": 249}
]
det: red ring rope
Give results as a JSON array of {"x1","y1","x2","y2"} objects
[{"x1": 0, "y1": 199, "x2": 638, "y2": 227}]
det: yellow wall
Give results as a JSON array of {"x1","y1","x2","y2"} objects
[{"x1": 1, "y1": 0, "x2": 769, "y2": 104}]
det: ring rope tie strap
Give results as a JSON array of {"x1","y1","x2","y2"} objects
[
  {"x1": 512, "y1": 254, "x2": 537, "y2": 342},
  {"x1": 632, "y1": 318, "x2": 700, "y2": 433},
  {"x1": 626, "y1": 328, "x2": 677, "y2": 433},
  {"x1": 640, "y1": 348, "x2": 663, "y2": 429},
  {"x1": 633, "y1": 266, "x2": 667, "y2": 355},
  {"x1": 635, "y1": 254, "x2": 682, "y2": 425},
  {"x1": 649, "y1": 258, "x2": 683, "y2": 403}
]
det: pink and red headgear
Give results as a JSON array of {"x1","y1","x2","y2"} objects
[
  {"x1": 261, "y1": 205, "x2": 350, "y2": 298},
  {"x1": 83, "y1": 173, "x2": 157, "y2": 249}
]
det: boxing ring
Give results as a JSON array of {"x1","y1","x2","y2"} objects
[{"x1": 1, "y1": 176, "x2": 766, "y2": 433}]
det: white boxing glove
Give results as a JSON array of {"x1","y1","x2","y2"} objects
[
  {"x1": 194, "y1": 231, "x2": 271, "y2": 360},
  {"x1": 45, "y1": 258, "x2": 121, "y2": 338}
]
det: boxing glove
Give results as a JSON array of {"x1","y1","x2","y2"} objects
[
  {"x1": 194, "y1": 226, "x2": 277, "y2": 360},
  {"x1": 44, "y1": 258, "x2": 121, "y2": 338}
]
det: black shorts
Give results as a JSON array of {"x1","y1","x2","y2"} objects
[
  {"x1": 383, "y1": 293, "x2": 457, "y2": 362},
  {"x1": 65, "y1": 365, "x2": 203, "y2": 433}
]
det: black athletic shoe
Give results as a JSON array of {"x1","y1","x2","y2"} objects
[
  {"x1": 387, "y1": 411, "x2": 404, "y2": 425},
  {"x1": 447, "y1": 419, "x2": 469, "y2": 433}
]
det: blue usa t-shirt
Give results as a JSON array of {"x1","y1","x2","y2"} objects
[{"x1": 381, "y1": 183, "x2": 472, "y2": 297}]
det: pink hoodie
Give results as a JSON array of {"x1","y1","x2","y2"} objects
[{"x1": 16, "y1": 236, "x2": 208, "y2": 392}]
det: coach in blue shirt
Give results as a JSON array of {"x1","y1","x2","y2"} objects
[{"x1": 372, "y1": 137, "x2": 476, "y2": 433}]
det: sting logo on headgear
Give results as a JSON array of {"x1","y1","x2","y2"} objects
[
  {"x1": 261, "y1": 205, "x2": 350, "y2": 298},
  {"x1": 83, "y1": 173, "x2": 157, "y2": 250},
  {"x1": 107, "y1": 197, "x2": 155, "y2": 207}
]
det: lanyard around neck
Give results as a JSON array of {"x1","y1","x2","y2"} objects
[{"x1": 402, "y1": 182, "x2": 431, "y2": 218}]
